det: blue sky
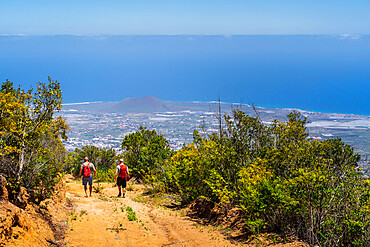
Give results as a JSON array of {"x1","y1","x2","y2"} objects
[{"x1": 1, "y1": 0, "x2": 370, "y2": 35}]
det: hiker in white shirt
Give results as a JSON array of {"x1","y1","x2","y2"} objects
[{"x1": 114, "y1": 159, "x2": 130, "y2": 197}]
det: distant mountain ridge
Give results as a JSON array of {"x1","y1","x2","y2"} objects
[
  {"x1": 60, "y1": 95, "x2": 337, "y2": 120},
  {"x1": 63, "y1": 96, "x2": 189, "y2": 113},
  {"x1": 62, "y1": 95, "x2": 259, "y2": 114},
  {"x1": 113, "y1": 96, "x2": 185, "y2": 113}
]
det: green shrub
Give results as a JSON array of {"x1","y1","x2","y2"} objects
[
  {"x1": 94, "y1": 168, "x2": 115, "y2": 183},
  {"x1": 65, "y1": 145, "x2": 119, "y2": 180},
  {"x1": 127, "y1": 211, "x2": 137, "y2": 221},
  {"x1": 120, "y1": 110, "x2": 370, "y2": 246},
  {"x1": 0, "y1": 78, "x2": 68, "y2": 203}
]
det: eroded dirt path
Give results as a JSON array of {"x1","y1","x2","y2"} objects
[{"x1": 63, "y1": 178, "x2": 239, "y2": 247}]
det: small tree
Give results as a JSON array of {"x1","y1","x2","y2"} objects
[
  {"x1": 0, "y1": 77, "x2": 68, "y2": 202},
  {"x1": 121, "y1": 126, "x2": 173, "y2": 182}
]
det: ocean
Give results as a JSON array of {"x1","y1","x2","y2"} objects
[{"x1": 1, "y1": 35, "x2": 369, "y2": 115}]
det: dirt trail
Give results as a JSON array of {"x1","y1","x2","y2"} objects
[{"x1": 63, "y1": 179, "x2": 239, "y2": 247}]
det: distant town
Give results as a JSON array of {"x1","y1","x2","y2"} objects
[
  {"x1": 58, "y1": 97, "x2": 370, "y2": 176},
  {"x1": 60, "y1": 109, "x2": 218, "y2": 151}
]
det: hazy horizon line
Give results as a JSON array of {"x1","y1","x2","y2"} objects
[{"x1": 0, "y1": 33, "x2": 367, "y2": 37}]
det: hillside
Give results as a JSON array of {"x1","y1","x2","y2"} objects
[
  {"x1": 0, "y1": 175, "x2": 69, "y2": 246},
  {"x1": 113, "y1": 96, "x2": 185, "y2": 113},
  {"x1": 63, "y1": 96, "x2": 184, "y2": 113}
]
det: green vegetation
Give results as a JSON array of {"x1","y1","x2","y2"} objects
[
  {"x1": 64, "y1": 145, "x2": 119, "y2": 182},
  {"x1": 127, "y1": 211, "x2": 137, "y2": 221},
  {"x1": 121, "y1": 126, "x2": 173, "y2": 183},
  {"x1": 1, "y1": 77, "x2": 368, "y2": 246},
  {"x1": 119, "y1": 205, "x2": 138, "y2": 221},
  {"x1": 0, "y1": 77, "x2": 118, "y2": 207},
  {"x1": 0, "y1": 77, "x2": 68, "y2": 203},
  {"x1": 69, "y1": 211, "x2": 78, "y2": 221},
  {"x1": 123, "y1": 110, "x2": 370, "y2": 246}
]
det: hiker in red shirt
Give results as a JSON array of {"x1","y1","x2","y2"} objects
[
  {"x1": 114, "y1": 159, "x2": 130, "y2": 197},
  {"x1": 79, "y1": 157, "x2": 96, "y2": 197}
]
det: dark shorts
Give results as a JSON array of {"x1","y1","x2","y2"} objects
[
  {"x1": 117, "y1": 177, "x2": 127, "y2": 188},
  {"x1": 82, "y1": 177, "x2": 93, "y2": 186}
]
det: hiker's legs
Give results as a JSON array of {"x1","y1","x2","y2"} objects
[
  {"x1": 117, "y1": 177, "x2": 123, "y2": 196},
  {"x1": 82, "y1": 178, "x2": 88, "y2": 197},
  {"x1": 88, "y1": 177, "x2": 93, "y2": 196},
  {"x1": 84, "y1": 185, "x2": 88, "y2": 197},
  {"x1": 122, "y1": 178, "x2": 127, "y2": 197}
]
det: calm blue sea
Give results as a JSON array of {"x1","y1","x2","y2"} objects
[{"x1": 0, "y1": 35, "x2": 369, "y2": 115}]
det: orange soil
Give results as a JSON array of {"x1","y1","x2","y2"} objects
[
  {"x1": 1, "y1": 176, "x2": 307, "y2": 246},
  {"x1": 63, "y1": 179, "x2": 241, "y2": 247},
  {"x1": 63, "y1": 178, "x2": 307, "y2": 247}
]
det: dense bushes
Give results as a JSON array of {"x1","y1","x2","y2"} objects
[
  {"x1": 125, "y1": 110, "x2": 369, "y2": 246},
  {"x1": 0, "y1": 78, "x2": 68, "y2": 203},
  {"x1": 65, "y1": 145, "x2": 119, "y2": 182},
  {"x1": 121, "y1": 126, "x2": 173, "y2": 183}
]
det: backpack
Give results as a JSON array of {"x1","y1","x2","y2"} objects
[
  {"x1": 118, "y1": 164, "x2": 128, "y2": 178},
  {"x1": 83, "y1": 163, "x2": 91, "y2": 177}
]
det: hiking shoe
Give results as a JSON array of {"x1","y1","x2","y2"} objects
[
  {"x1": 117, "y1": 193, "x2": 121, "y2": 197},
  {"x1": 122, "y1": 194, "x2": 125, "y2": 198}
]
